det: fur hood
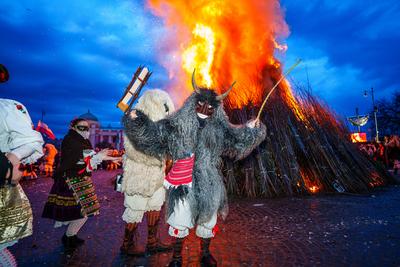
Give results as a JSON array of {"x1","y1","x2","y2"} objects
[{"x1": 136, "y1": 89, "x2": 174, "y2": 121}]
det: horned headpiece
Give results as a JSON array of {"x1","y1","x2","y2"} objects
[{"x1": 191, "y1": 69, "x2": 236, "y2": 101}]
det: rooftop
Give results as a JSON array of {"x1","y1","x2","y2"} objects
[{"x1": 79, "y1": 109, "x2": 99, "y2": 122}]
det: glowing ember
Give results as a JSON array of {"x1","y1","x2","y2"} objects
[
  {"x1": 300, "y1": 169, "x2": 322, "y2": 194},
  {"x1": 308, "y1": 185, "x2": 319, "y2": 194},
  {"x1": 369, "y1": 171, "x2": 384, "y2": 187}
]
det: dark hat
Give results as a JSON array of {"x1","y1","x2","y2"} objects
[{"x1": 0, "y1": 64, "x2": 9, "y2": 83}]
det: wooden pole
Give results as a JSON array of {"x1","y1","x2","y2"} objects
[{"x1": 256, "y1": 59, "x2": 302, "y2": 121}]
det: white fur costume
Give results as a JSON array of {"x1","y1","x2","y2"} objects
[{"x1": 121, "y1": 89, "x2": 175, "y2": 223}]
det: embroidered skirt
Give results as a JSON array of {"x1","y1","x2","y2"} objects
[{"x1": 42, "y1": 175, "x2": 100, "y2": 221}]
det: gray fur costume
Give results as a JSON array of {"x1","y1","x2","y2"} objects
[{"x1": 123, "y1": 90, "x2": 266, "y2": 225}]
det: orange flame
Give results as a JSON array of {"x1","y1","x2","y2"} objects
[
  {"x1": 182, "y1": 24, "x2": 215, "y2": 87},
  {"x1": 146, "y1": 0, "x2": 303, "y2": 110},
  {"x1": 300, "y1": 168, "x2": 322, "y2": 194}
]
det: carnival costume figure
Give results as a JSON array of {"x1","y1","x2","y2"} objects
[
  {"x1": 42, "y1": 118, "x2": 121, "y2": 249},
  {"x1": 43, "y1": 143, "x2": 58, "y2": 177},
  {"x1": 0, "y1": 98, "x2": 44, "y2": 267},
  {"x1": 120, "y1": 89, "x2": 175, "y2": 255},
  {"x1": 123, "y1": 72, "x2": 266, "y2": 266}
]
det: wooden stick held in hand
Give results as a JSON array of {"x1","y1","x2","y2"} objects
[{"x1": 256, "y1": 59, "x2": 302, "y2": 121}]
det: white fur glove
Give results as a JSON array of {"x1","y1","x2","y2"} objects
[{"x1": 246, "y1": 119, "x2": 260, "y2": 128}]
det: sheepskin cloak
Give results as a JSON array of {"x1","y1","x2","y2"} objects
[{"x1": 121, "y1": 89, "x2": 175, "y2": 197}]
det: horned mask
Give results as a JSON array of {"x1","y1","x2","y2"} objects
[{"x1": 191, "y1": 70, "x2": 236, "y2": 119}]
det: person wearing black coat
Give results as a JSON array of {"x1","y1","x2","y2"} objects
[{"x1": 42, "y1": 118, "x2": 121, "y2": 248}]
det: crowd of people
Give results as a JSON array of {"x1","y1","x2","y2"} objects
[
  {"x1": 1, "y1": 63, "x2": 266, "y2": 267},
  {"x1": 358, "y1": 135, "x2": 400, "y2": 174},
  {"x1": 1, "y1": 61, "x2": 399, "y2": 267},
  {"x1": 1, "y1": 65, "x2": 123, "y2": 266}
]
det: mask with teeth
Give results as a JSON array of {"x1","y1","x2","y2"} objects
[
  {"x1": 195, "y1": 100, "x2": 215, "y2": 119},
  {"x1": 191, "y1": 70, "x2": 235, "y2": 121}
]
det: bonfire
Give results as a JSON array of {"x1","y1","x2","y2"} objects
[{"x1": 146, "y1": 0, "x2": 392, "y2": 197}]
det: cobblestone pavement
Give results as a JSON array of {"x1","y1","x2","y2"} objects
[{"x1": 9, "y1": 170, "x2": 400, "y2": 267}]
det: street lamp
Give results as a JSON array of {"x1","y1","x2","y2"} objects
[
  {"x1": 355, "y1": 107, "x2": 361, "y2": 132},
  {"x1": 364, "y1": 87, "x2": 379, "y2": 143}
]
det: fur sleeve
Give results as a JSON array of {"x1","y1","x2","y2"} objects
[
  {"x1": 222, "y1": 122, "x2": 266, "y2": 160},
  {"x1": 122, "y1": 110, "x2": 168, "y2": 158}
]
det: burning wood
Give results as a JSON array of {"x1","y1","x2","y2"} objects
[{"x1": 146, "y1": 0, "x2": 393, "y2": 197}]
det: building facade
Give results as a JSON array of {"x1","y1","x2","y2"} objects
[{"x1": 78, "y1": 110, "x2": 124, "y2": 150}]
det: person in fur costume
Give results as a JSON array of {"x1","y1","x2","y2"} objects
[
  {"x1": 120, "y1": 89, "x2": 175, "y2": 255},
  {"x1": 123, "y1": 72, "x2": 266, "y2": 267}
]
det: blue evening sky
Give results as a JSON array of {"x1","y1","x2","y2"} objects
[{"x1": 1, "y1": 0, "x2": 399, "y2": 137}]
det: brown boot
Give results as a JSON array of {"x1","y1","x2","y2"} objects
[
  {"x1": 120, "y1": 223, "x2": 145, "y2": 256},
  {"x1": 146, "y1": 211, "x2": 172, "y2": 254}
]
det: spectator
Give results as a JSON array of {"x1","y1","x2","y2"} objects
[
  {"x1": 22, "y1": 163, "x2": 38, "y2": 179},
  {"x1": 107, "y1": 149, "x2": 120, "y2": 171},
  {"x1": 387, "y1": 135, "x2": 400, "y2": 174},
  {"x1": 43, "y1": 143, "x2": 58, "y2": 177}
]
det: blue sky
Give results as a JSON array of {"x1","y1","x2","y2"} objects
[{"x1": 1, "y1": 0, "x2": 399, "y2": 137}]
